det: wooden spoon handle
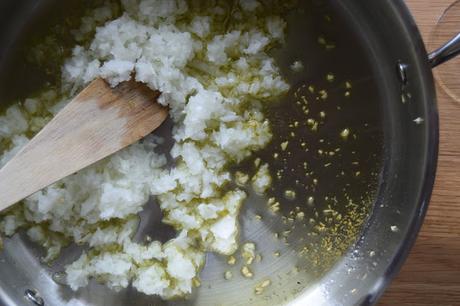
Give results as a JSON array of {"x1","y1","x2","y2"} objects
[{"x1": 0, "y1": 79, "x2": 167, "y2": 212}]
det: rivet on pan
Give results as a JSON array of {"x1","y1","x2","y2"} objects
[
  {"x1": 24, "y1": 289, "x2": 44, "y2": 306},
  {"x1": 396, "y1": 61, "x2": 408, "y2": 85}
]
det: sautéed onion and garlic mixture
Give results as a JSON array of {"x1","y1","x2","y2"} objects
[{"x1": 0, "y1": 0, "x2": 291, "y2": 299}]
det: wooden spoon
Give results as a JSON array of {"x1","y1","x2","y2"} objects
[{"x1": 0, "y1": 78, "x2": 168, "y2": 212}]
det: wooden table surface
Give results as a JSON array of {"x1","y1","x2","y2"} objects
[{"x1": 379, "y1": 0, "x2": 460, "y2": 305}]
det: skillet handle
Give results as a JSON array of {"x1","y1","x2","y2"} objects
[{"x1": 428, "y1": 33, "x2": 460, "y2": 67}]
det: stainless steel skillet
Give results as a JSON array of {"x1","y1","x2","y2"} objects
[{"x1": 0, "y1": 0, "x2": 458, "y2": 305}]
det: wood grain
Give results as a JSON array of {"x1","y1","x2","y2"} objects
[
  {"x1": 379, "y1": 1, "x2": 460, "y2": 305},
  {"x1": 0, "y1": 78, "x2": 167, "y2": 212}
]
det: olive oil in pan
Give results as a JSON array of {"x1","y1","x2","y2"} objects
[{"x1": 223, "y1": 2, "x2": 383, "y2": 303}]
